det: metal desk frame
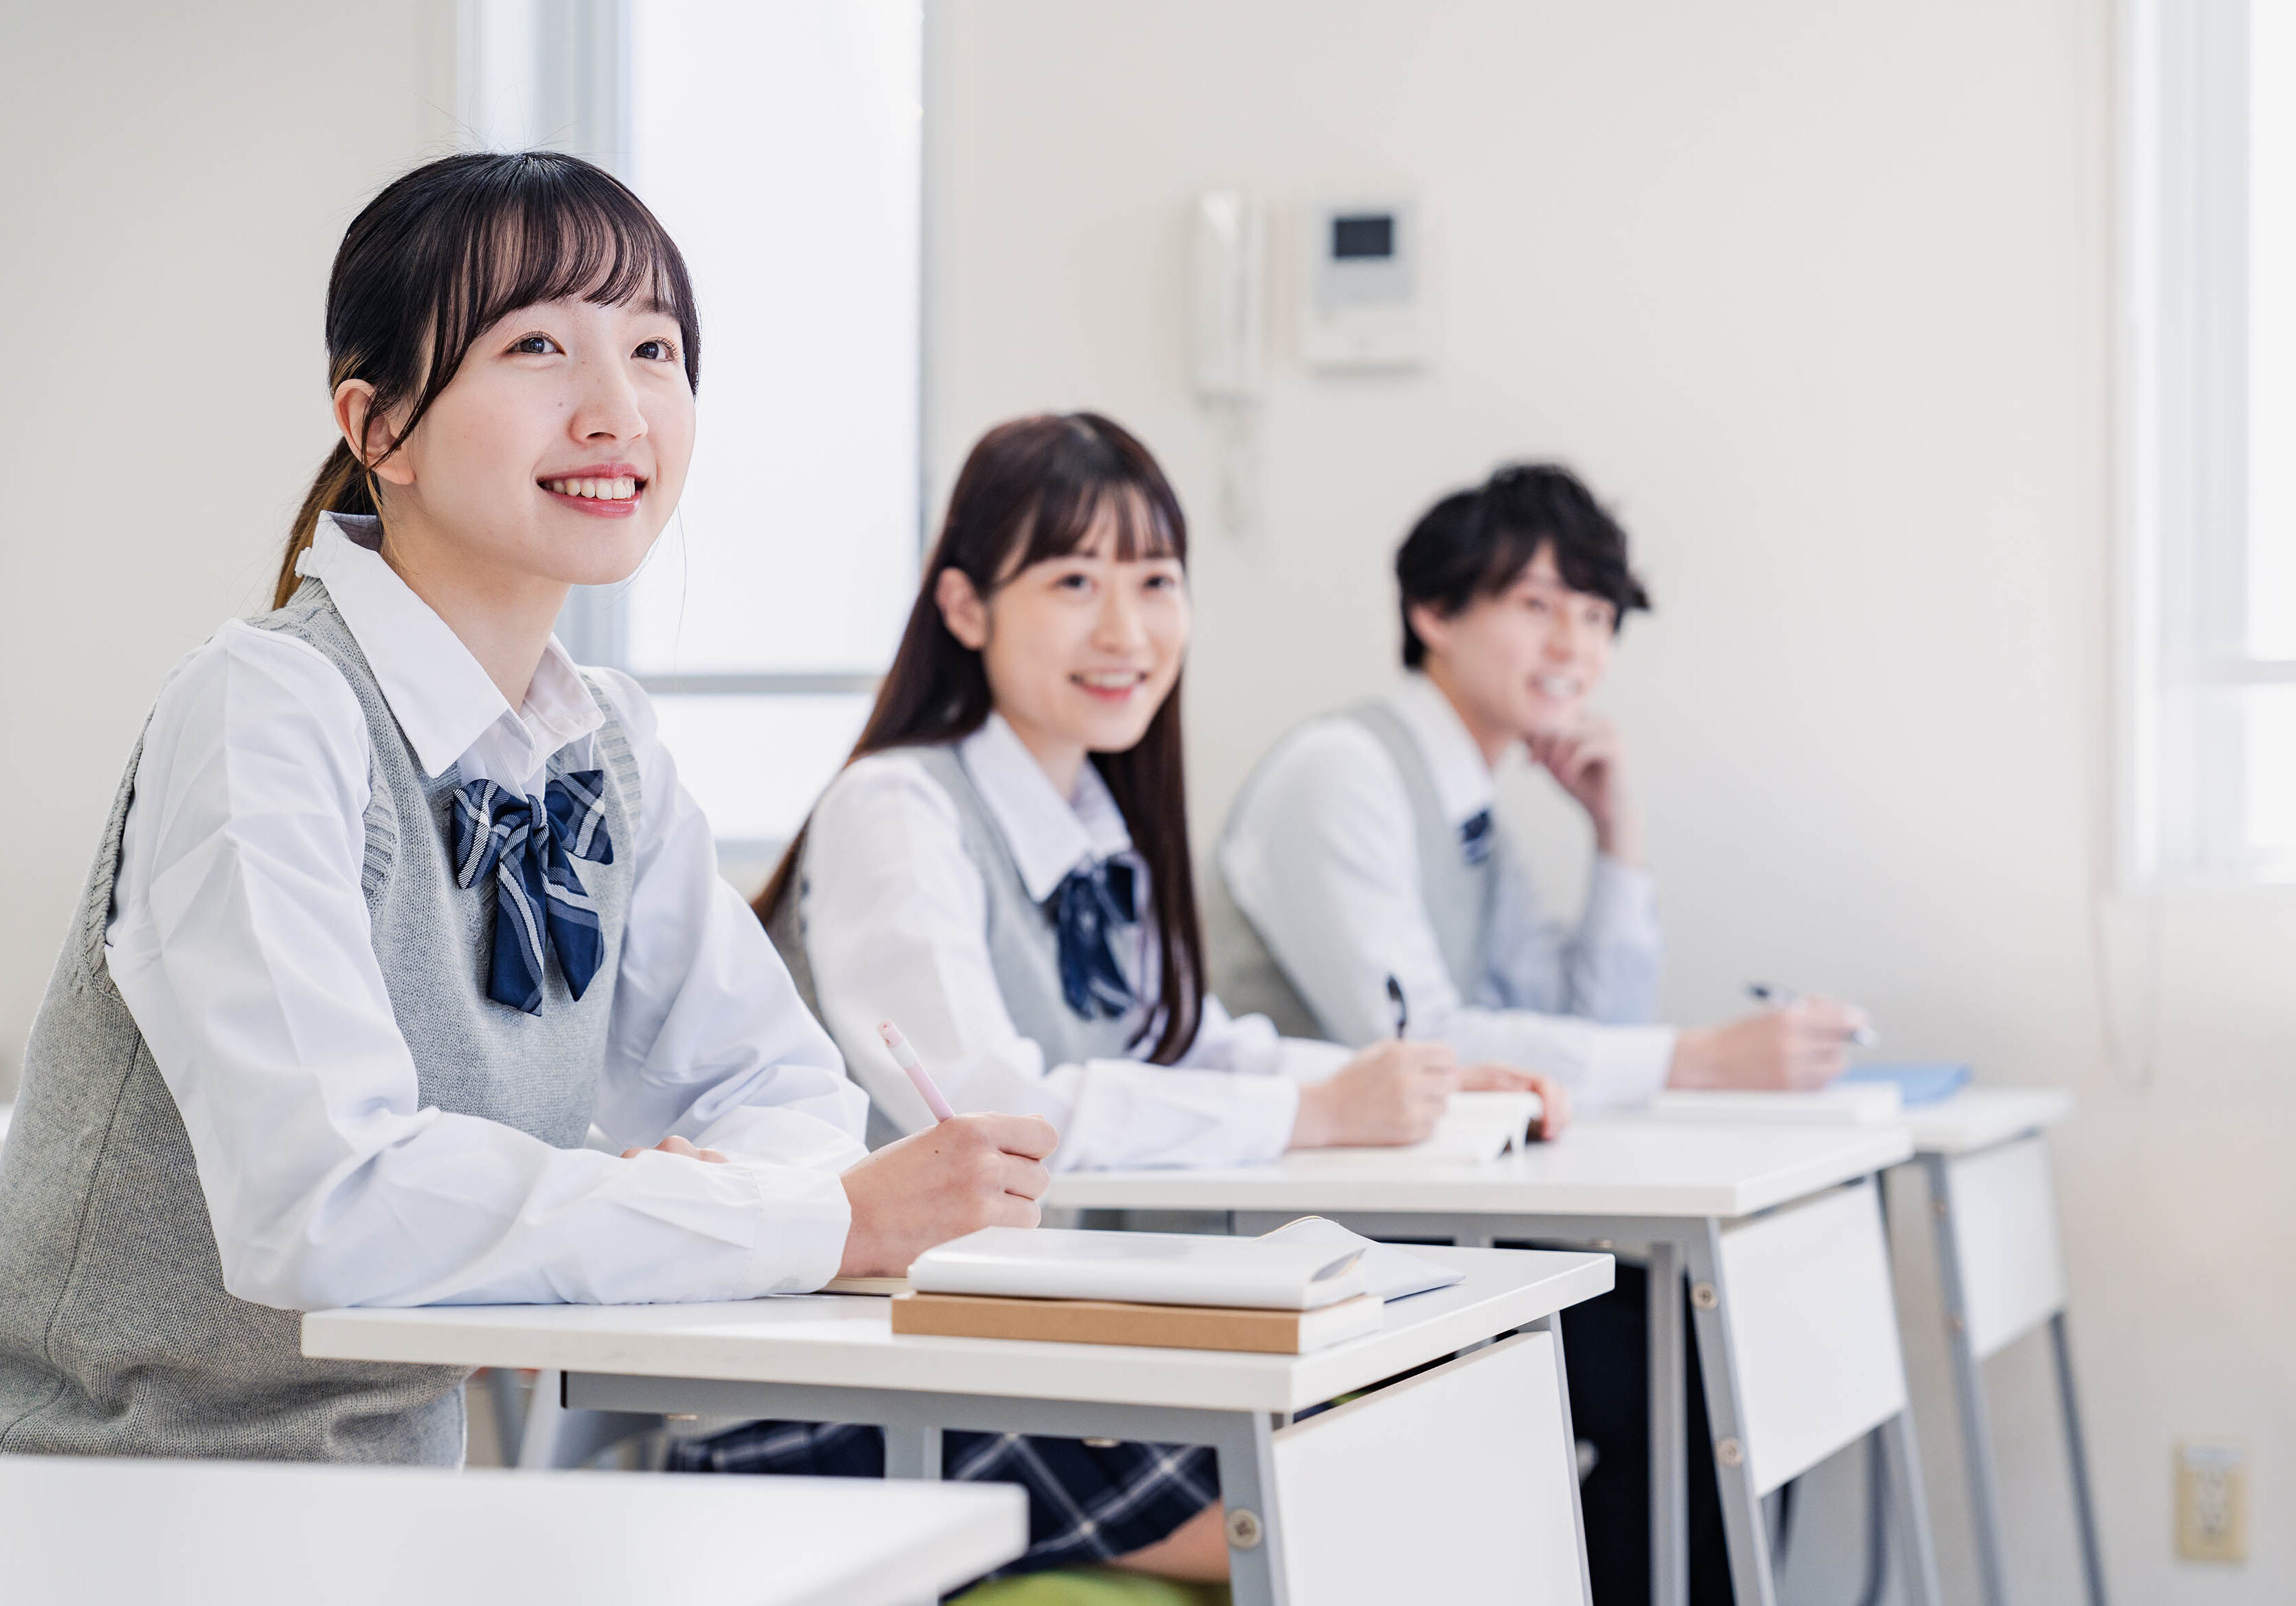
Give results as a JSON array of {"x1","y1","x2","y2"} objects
[{"x1": 1893, "y1": 1145, "x2": 2108, "y2": 1606}]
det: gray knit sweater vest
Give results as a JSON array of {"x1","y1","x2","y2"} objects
[
  {"x1": 0, "y1": 578, "x2": 640, "y2": 1465},
  {"x1": 769, "y1": 742, "x2": 1138, "y2": 1142},
  {"x1": 1209, "y1": 701, "x2": 1502, "y2": 1042}
]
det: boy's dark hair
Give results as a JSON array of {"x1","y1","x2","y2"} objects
[{"x1": 1396, "y1": 463, "x2": 1651, "y2": 667}]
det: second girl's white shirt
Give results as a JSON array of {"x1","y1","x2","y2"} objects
[
  {"x1": 103, "y1": 515, "x2": 868, "y2": 1311},
  {"x1": 800, "y1": 713, "x2": 1348, "y2": 1171}
]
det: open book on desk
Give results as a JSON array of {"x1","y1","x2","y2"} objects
[{"x1": 1286, "y1": 1090, "x2": 1546, "y2": 1168}]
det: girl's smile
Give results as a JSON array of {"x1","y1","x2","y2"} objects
[
  {"x1": 539, "y1": 461, "x2": 648, "y2": 518},
  {"x1": 1073, "y1": 668, "x2": 1151, "y2": 704}
]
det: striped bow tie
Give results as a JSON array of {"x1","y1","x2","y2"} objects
[
  {"x1": 451, "y1": 772, "x2": 615, "y2": 1015},
  {"x1": 1050, "y1": 858, "x2": 1139, "y2": 1021},
  {"x1": 1459, "y1": 807, "x2": 1495, "y2": 867}
]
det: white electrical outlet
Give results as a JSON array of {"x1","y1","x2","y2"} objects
[{"x1": 2176, "y1": 1437, "x2": 2251, "y2": 1563}]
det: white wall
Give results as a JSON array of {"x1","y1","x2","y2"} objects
[
  {"x1": 926, "y1": 2, "x2": 2295, "y2": 1601},
  {"x1": 0, "y1": 0, "x2": 454, "y2": 1094}
]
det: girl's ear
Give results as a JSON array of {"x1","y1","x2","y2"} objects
[
  {"x1": 333, "y1": 379, "x2": 416, "y2": 488},
  {"x1": 936, "y1": 566, "x2": 990, "y2": 651}
]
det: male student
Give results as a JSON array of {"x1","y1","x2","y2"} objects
[
  {"x1": 1212, "y1": 461, "x2": 1869, "y2": 1605},
  {"x1": 1214, "y1": 459, "x2": 1866, "y2": 1103}
]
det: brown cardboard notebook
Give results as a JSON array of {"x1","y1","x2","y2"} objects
[{"x1": 889, "y1": 1291, "x2": 1383, "y2": 1354}]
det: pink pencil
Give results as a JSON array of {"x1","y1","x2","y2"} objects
[{"x1": 878, "y1": 1019, "x2": 958, "y2": 1123}]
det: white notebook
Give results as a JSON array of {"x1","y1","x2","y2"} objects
[
  {"x1": 1286, "y1": 1090, "x2": 1546, "y2": 1168},
  {"x1": 1645, "y1": 1086, "x2": 1903, "y2": 1126},
  {"x1": 1257, "y1": 1216, "x2": 1464, "y2": 1302},
  {"x1": 909, "y1": 1227, "x2": 1369, "y2": 1310}
]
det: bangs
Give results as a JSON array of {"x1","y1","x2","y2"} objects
[
  {"x1": 1000, "y1": 416, "x2": 1186, "y2": 578},
  {"x1": 1470, "y1": 522, "x2": 1551, "y2": 598},
  {"x1": 334, "y1": 152, "x2": 703, "y2": 461},
  {"x1": 1014, "y1": 483, "x2": 1181, "y2": 569},
  {"x1": 441, "y1": 165, "x2": 699, "y2": 385}
]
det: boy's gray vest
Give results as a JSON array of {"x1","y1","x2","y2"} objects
[
  {"x1": 1208, "y1": 701, "x2": 1501, "y2": 1042},
  {"x1": 0, "y1": 579, "x2": 639, "y2": 1466},
  {"x1": 769, "y1": 743, "x2": 1136, "y2": 1143}
]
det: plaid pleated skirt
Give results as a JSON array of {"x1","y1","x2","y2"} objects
[{"x1": 666, "y1": 1419, "x2": 1220, "y2": 1576}]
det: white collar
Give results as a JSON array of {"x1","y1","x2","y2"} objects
[
  {"x1": 956, "y1": 712, "x2": 1135, "y2": 904},
  {"x1": 295, "y1": 514, "x2": 602, "y2": 782},
  {"x1": 1386, "y1": 672, "x2": 1497, "y2": 828}
]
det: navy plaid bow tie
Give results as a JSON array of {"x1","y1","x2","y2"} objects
[
  {"x1": 1050, "y1": 859, "x2": 1140, "y2": 1021},
  {"x1": 1459, "y1": 807, "x2": 1495, "y2": 867},
  {"x1": 451, "y1": 772, "x2": 615, "y2": 1015}
]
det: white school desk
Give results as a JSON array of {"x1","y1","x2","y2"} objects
[
  {"x1": 0, "y1": 1452, "x2": 1025, "y2": 1606},
  {"x1": 1898, "y1": 1090, "x2": 2106, "y2": 1606},
  {"x1": 307, "y1": 1245, "x2": 1613, "y2": 1606},
  {"x1": 1043, "y1": 1118, "x2": 1939, "y2": 1606},
  {"x1": 1639, "y1": 1088, "x2": 2106, "y2": 1606}
]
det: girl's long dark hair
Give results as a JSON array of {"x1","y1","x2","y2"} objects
[
  {"x1": 273, "y1": 151, "x2": 701, "y2": 608},
  {"x1": 758, "y1": 413, "x2": 1206, "y2": 1064}
]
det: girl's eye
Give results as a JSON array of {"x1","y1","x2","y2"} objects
[
  {"x1": 634, "y1": 337, "x2": 677, "y2": 362},
  {"x1": 1055, "y1": 572, "x2": 1093, "y2": 591},
  {"x1": 1144, "y1": 572, "x2": 1179, "y2": 591},
  {"x1": 510, "y1": 333, "x2": 561, "y2": 356}
]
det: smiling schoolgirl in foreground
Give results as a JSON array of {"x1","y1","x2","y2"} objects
[{"x1": 0, "y1": 152, "x2": 1051, "y2": 1464}]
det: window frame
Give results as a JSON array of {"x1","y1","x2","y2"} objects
[
  {"x1": 463, "y1": 0, "x2": 925, "y2": 862},
  {"x1": 2118, "y1": 0, "x2": 2296, "y2": 889}
]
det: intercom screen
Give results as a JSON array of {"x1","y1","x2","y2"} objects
[{"x1": 1331, "y1": 215, "x2": 1395, "y2": 260}]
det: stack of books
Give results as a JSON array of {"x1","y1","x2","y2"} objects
[{"x1": 881, "y1": 1222, "x2": 1451, "y2": 1355}]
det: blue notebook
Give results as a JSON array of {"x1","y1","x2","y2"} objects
[{"x1": 1838, "y1": 1062, "x2": 1972, "y2": 1106}]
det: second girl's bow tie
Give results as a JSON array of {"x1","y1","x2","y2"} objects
[
  {"x1": 451, "y1": 772, "x2": 615, "y2": 1015},
  {"x1": 1050, "y1": 858, "x2": 1140, "y2": 1021}
]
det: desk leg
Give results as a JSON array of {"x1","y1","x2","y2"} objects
[
  {"x1": 1681, "y1": 1222, "x2": 1778, "y2": 1606},
  {"x1": 1209, "y1": 1411, "x2": 1289, "y2": 1606},
  {"x1": 2051, "y1": 1311, "x2": 2111, "y2": 1606},
  {"x1": 1923, "y1": 1154, "x2": 2011, "y2": 1606},
  {"x1": 884, "y1": 1425, "x2": 943, "y2": 1480},
  {"x1": 1878, "y1": 1406, "x2": 1944, "y2": 1606},
  {"x1": 1648, "y1": 1236, "x2": 1690, "y2": 1606}
]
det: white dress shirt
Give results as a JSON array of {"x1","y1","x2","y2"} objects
[
  {"x1": 103, "y1": 516, "x2": 868, "y2": 1310},
  {"x1": 800, "y1": 714, "x2": 1350, "y2": 1171},
  {"x1": 1220, "y1": 673, "x2": 1676, "y2": 1110}
]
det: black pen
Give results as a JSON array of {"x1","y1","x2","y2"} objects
[{"x1": 1386, "y1": 974, "x2": 1409, "y2": 1040}]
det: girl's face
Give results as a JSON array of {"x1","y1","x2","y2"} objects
[
  {"x1": 938, "y1": 502, "x2": 1191, "y2": 789},
  {"x1": 352, "y1": 295, "x2": 695, "y2": 588},
  {"x1": 1413, "y1": 543, "x2": 1617, "y2": 742}
]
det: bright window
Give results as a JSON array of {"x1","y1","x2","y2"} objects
[
  {"x1": 2123, "y1": 0, "x2": 2296, "y2": 882},
  {"x1": 461, "y1": 0, "x2": 922, "y2": 858}
]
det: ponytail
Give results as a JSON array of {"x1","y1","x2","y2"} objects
[{"x1": 273, "y1": 439, "x2": 377, "y2": 609}]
